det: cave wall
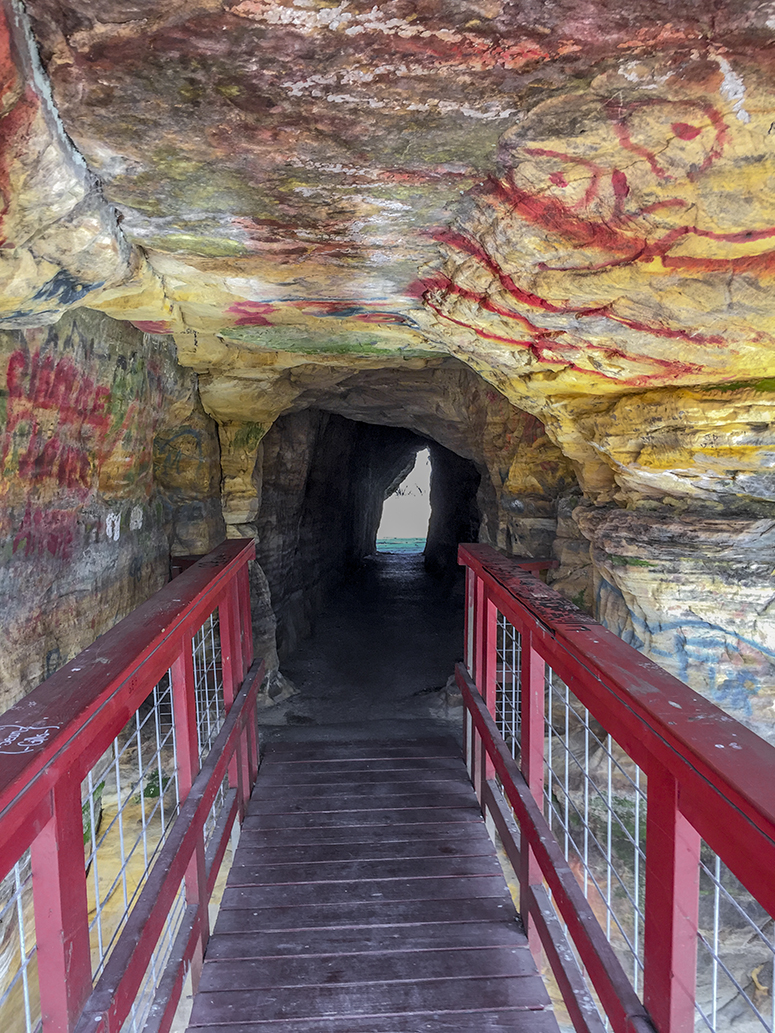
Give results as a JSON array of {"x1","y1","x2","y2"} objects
[
  {"x1": 210, "y1": 360, "x2": 575, "y2": 560},
  {"x1": 0, "y1": 308, "x2": 223, "y2": 710},
  {"x1": 1, "y1": 0, "x2": 773, "y2": 741},
  {"x1": 424, "y1": 443, "x2": 481, "y2": 579},
  {"x1": 254, "y1": 411, "x2": 421, "y2": 662}
]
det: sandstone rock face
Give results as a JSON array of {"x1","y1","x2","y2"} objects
[
  {"x1": 424, "y1": 442, "x2": 481, "y2": 578},
  {"x1": 206, "y1": 358, "x2": 575, "y2": 561},
  {"x1": 0, "y1": 309, "x2": 223, "y2": 710},
  {"x1": 575, "y1": 505, "x2": 775, "y2": 739},
  {"x1": 256, "y1": 413, "x2": 410, "y2": 656},
  {"x1": 153, "y1": 386, "x2": 226, "y2": 555},
  {"x1": 0, "y1": 0, "x2": 773, "y2": 742},
  {"x1": 0, "y1": 2, "x2": 169, "y2": 329}
]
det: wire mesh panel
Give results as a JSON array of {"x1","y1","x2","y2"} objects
[
  {"x1": 544, "y1": 667, "x2": 648, "y2": 997},
  {"x1": 0, "y1": 851, "x2": 39, "y2": 1033},
  {"x1": 191, "y1": 608, "x2": 230, "y2": 845},
  {"x1": 696, "y1": 844, "x2": 775, "y2": 1032},
  {"x1": 119, "y1": 877, "x2": 188, "y2": 1033},
  {"x1": 495, "y1": 610, "x2": 521, "y2": 758},
  {"x1": 83, "y1": 675, "x2": 180, "y2": 983},
  {"x1": 192, "y1": 609, "x2": 224, "y2": 764}
]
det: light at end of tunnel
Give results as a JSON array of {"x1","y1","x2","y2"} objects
[{"x1": 377, "y1": 448, "x2": 431, "y2": 550}]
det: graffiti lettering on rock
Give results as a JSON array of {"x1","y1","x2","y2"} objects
[
  {"x1": 2, "y1": 346, "x2": 114, "y2": 490},
  {"x1": 11, "y1": 501, "x2": 79, "y2": 560}
]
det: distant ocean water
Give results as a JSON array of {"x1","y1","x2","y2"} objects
[{"x1": 376, "y1": 537, "x2": 426, "y2": 554}]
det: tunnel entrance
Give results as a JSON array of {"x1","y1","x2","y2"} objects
[
  {"x1": 376, "y1": 447, "x2": 432, "y2": 554},
  {"x1": 252, "y1": 410, "x2": 483, "y2": 733}
]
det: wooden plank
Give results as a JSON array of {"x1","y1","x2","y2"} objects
[
  {"x1": 203, "y1": 921, "x2": 529, "y2": 960},
  {"x1": 189, "y1": 973, "x2": 551, "y2": 1023},
  {"x1": 242, "y1": 807, "x2": 482, "y2": 831},
  {"x1": 187, "y1": 737, "x2": 559, "y2": 1033},
  {"x1": 198, "y1": 946, "x2": 540, "y2": 991},
  {"x1": 232, "y1": 820, "x2": 490, "y2": 848},
  {"x1": 230, "y1": 831, "x2": 495, "y2": 866},
  {"x1": 256, "y1": 759, "x2": 467, "y2": 785},
  {"x1": 188, "y1": 1009, "x2": 562, "y2": 1032},
  {"x1": 251, "y1": 776, "x2": 473, "y2": 800},
  {"x1": 220, "y1": 874, "x2": 513, "y2": 910},
  {"x1": 226, "y1": 854, "x2": 503, "y2": 886},
  {"x1": 248, "y1": 785, "x2": 480, "y2": 814},
  {"x1": 260, "y1": 740, "x2": 460, "y2": 763},
  {"x1": 212, "y1": 895, "x2": 518, "y2": 932}
]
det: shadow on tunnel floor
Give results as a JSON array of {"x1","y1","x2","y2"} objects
[{"x1": 258, "y1": 552, "x2": 466, "y2": 745}]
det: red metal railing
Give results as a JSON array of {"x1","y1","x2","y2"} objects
[
  {"x1": 458, "y1": 543, "x2": 775, "y2": 1033},
  {"x1": 0, "y1": 539, "x2": 263, "y2": 1033}
]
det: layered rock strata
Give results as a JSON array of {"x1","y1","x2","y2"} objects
[{"x1": 0, "y1": 309, "x2": 223, "y2": 709}]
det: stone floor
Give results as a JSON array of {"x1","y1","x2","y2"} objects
[{"x1": 258, "y1": 551, "x2": 466, "y2": 743}]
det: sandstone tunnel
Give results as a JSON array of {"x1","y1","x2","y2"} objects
[{"x1": 1, "y1": 0, "x2": 774, "y2": 745}]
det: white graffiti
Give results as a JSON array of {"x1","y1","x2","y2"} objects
[
  {"x1": 717, "y1": 56, "x2": 751, "y2": 124},
  {"x1": 0, "y1": 724, "x2": 59, "y2": 755},
  {"x1": 106, "y1": 511, "x2": 121, "y2": 541}
]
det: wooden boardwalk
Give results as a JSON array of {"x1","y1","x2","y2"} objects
[{"x1": 186, "y1": 737, "x2": 559, "y2": 1032}]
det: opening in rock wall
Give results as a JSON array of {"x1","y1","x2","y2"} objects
[
  {"x1": 376, "y1": 447, "x2": 431, "y2": 554},
  {"x1": 253, "y1": 411, "x2": 484, "y2": 666}
]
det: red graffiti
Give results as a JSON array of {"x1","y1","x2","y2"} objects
[
  {"x1": 672, "y1": 122, "x2": 703, "y2": 141},
  {"x1": 227, "y1": 300, "x2": 276, "y2": 326},
  {"x1": 131, "y1": 320, "x2": 173, "y2": 334},
  {"x1": 2, "y1": 348, "x2": 114, "y2": 491},
  {"x1": 11, "y1": 502, "x2": 78, "y2": 561}
]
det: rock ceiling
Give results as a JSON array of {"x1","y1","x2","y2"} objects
[
  {"x1": 3, "y1": 0, "x2": 775, "y2": 508},
  {"x1": 1, "y1": 0, "x2": 774, "y2": 729}
]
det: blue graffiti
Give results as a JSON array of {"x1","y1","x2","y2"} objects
[{"x1": 33, "y1": 270, "x2": 102, "y2": 306}]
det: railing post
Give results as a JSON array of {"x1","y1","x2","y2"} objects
[
  {"x1": 170, "y1": 641, "x2": 209, "y2": 990},
  {"x1": 519, "y1": 627, "x2": 546, "y2": 955},
  {"x1": 219, "y1": 581, "x2": 242, "y2": 710},
  {"x1": 237, "y1": 562, "x2": 254, "y2": 672},
  {"x1": 219, "y1": 581, "x2": 252, "y2": 818},
  {"x1": 643, "y1": 767, "x2": 701, "y2": 1033},
  {"x1": 31, "y1": 775, "x2": 92, "y2": 1032},
  {"x1": 463, "y1": 568, "x2": 476, "y2": 779},
  {"x1": 470, "y1": 578, "x2": 497, "y2": 808},
  {"x1": 481, "y1": 595, "x2": 498, "y2": 786}
]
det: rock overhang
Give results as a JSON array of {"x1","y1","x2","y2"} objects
[{"x1": 1, "y1": 0, "x2": 775, "y2": 516}]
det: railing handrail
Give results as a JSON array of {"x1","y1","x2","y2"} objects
[
  {"x1": 460, "y1": 543, "x2": 775, "y2": 914},
  {"x1": 0, "y1": 538, "x2": 259, "y2": 1033},
  {"x1": 456, "y1": 663, "x2": 655, "y2": 1033},
  {"x1": 0, "y1": 538, "x2": 254, "y2": 881},
  {"x1": 459, "y1": 542, "x2": 775, "y2": 1033},
  {"x1": 72, "y1": 657, "x2": 264, "y2": 1033}
]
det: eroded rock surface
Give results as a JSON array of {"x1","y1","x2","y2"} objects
[
  {"x1": 0, "y1": 0, "x2": 773, "y2": 736},
  {"x1": 0, "y1": 309, "x2": 222, "y2": 708}
]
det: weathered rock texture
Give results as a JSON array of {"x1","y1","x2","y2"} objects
[
  {"x1": 253, "y1": 411, "x2": 483, "y2": 668},
  {"x1": 206, "y1": 358, "x2": 574, "y2": 559},
  {"x1": 0, "y1": 0, "x2": 774, "y2": 737},
  {"x1": 424, "y1": 442, "x2": 481, "y2": 578},
  {"x1": 576, "y1": 505, "x2": 775, "y2": 733},
  {"x1": 255, "y1": 413, "x2": 418, "y2": 659},
  {"x1": 0, "y1": 308, "x2": 223, "y2": 710}
]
